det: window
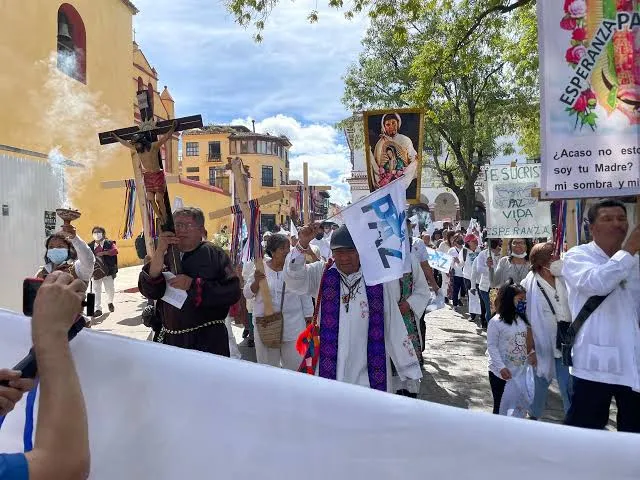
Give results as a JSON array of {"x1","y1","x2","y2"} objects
[
  {"x1": 261, "y1": 214, "x2": 276, "y2": 233},
  {"x1": 186, "y1": 166, "x2": 200, "y2": 173},
  {"x1": 258, "y1": 141, "x2": 266, "y2": 154},
  {"x1": 240, "y1": 140, "x2": 248, "y2": 154},
  {"x1": 208, "y1": 141, "x2": 221, "y2": 161},
  {"x1": 261, "y1": 166, "x2": 274, "y2": 187},
  {"x1": 147, "y1": 83, "x2": 154, "y2": 111},
  {"x1": 185, "y1": 142, "x2": 199, "y2": 156},
  {"x1": 230, "y1": 141, "x2": 237, "y2": 155},
  {"x1": 280, "y1": 169, "x2": 284, "y2": 185},
  {"x1": 186, "y1": 176, "x2": 200, "y2": 181},
  {"x1": 248, "y1": 140, "x2": 256, "y2": 154},
  {"x1": 57, "y1": 4, "x2": 86, "y2": 83},
  {"x1": 266, "y1": 142, "x2": 273, "y2": 155},
  {"x1": 137, "y1": 76, "x2": 144, "y2": 91}
]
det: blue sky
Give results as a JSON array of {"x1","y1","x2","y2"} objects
[{"x1": 132, "y1": 1, "x2": 369, "y2": 204}]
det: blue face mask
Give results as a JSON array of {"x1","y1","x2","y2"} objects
[
  {"x1": 47, "y1": 248, "x2": 69, "y2": 265},
  {"x1": 516, "y1": 299, "x2": 527, "y2": 314}
]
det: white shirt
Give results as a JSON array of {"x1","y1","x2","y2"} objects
[
  {"x1": 462, "y1": 246, "x2": 480, "y2": 280},
  {"x1": 487, "y1": 315, "x2": 529, "y2": 377},
  {"x1": 562, "y1": 242, "x2": 640, "y2": 390},
  {"x1": 448, "y1": 247, "x2": 463, "y2": 277},
  {"x1": 310, "y1": 237, "x2": 331, "y2": 261},
  {"x1": 471, "y1": 249, "x2": 501, "y2": 292},
  {"x1": 411, "y1": 237, "x2": 429, "y2": 263},
  {"x1": 243, "y1": 261, "x2": 314, "y2": 342}
]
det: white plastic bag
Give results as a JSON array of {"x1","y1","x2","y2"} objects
[
  {"x1": 468, "y1": 290, "x2": 482, "y2": 315},
  {"x1": 499, "y1": 365, "x2": 535, "y2": 417}
]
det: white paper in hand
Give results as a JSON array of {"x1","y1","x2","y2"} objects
[{"x1": 161, "y1": 272, "x2": 188, "y2": 309}]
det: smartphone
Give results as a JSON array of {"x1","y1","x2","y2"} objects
[
  {"x1": 22, "y1": 277, "x2": 95, "y2": 317},
  {"x1": 22, "y1": 278, "x2": 44, "y2": 317}
]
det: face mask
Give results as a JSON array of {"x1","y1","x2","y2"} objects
[
  {"x1": 548, "y1": 259, "x2": 563, "y2": 277},
  {"x1": 511, "y1": 252, "x2": 527, "y2": 259},
  {"x1": 515, "y1": 299, "x2": 527, "y2": 314},
  {"x1": 315, "y1": 233, "x2": 324, "y2": 241},
  {"x1": 456, "y1": 240, "x2": 464, "y2": 246},
  {"x1": 47, "y1": 248, "x2": 69, "y2": 265},
  {"x1": 93, "y1": 233, "x2": 103, "y2": 241}
]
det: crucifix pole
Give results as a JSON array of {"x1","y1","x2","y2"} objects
[
  {"x1": 130, "y1": 151, "x2": 155, "y2": 256},
  {"x1": 228, "y1": 157, "x2": 275, "y2": 316},
  {"x1": 303, "y1": 162, "x2": 310, "y2": 225}
]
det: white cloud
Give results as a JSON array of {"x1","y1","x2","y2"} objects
[{"x1": 230, "y1": 115, "x2": 353, "y2": 205}]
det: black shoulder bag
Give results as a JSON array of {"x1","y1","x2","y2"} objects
[
  {"x1": 536, "y1": 280, "x2": 608, "y2": 367},
  {"x1": 559, "y1": 294, "x2": 608, "y2": 366}
]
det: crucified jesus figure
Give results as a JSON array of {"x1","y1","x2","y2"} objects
[{"x1": 113, "y1": 120, "x2": 177, "y2": 224}]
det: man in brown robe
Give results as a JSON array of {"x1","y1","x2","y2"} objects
[{"x1": 138, "y1": 207, "x2": 241, "y2": 356}]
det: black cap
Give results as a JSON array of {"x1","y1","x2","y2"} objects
[{"x1": 330, "y1": 225, "x2": 355, "y2": 250}]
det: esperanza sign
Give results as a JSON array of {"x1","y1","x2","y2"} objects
[
  {"x1": 538, "y1": 0, "x2": 640, "y2": 199},
  {"x1": 486, "y1": 165, "x2": 552, "y2": 238}
]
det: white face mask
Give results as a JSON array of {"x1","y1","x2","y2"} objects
[
  {"x1": 548, "y1": 259, "x2": 563, "y2": 276},
  {"x1": 93, "y1": 233, "x2": 103, "y2": 241},
  {"x1": 511, "y1": 252, "x2": 527, "y2": 259}
]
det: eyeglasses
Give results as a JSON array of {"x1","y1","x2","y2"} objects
[
  {"x1": 511, "y1": 240, "x2": 526, "y2": 246},
  {"x1": 175, "y1": 223, "x2": 199, "y2": 231}
]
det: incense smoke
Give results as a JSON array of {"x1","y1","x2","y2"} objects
[{"x1": 37, "y1": 52, "x2": 121, "y2": 206}]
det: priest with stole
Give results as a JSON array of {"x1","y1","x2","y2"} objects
[{"x1": 285, "y1": 223, "x2": 425, "y2": 393}]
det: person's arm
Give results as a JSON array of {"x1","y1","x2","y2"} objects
[
  {"x1": 486, "y1": 320, "x2": 506, "y2": 373},
  {"x1": 475, "y1": 250, "x2": 489, "y2": 275},
  {"x1": 98, "y1": 241, "x2": 118, "y2": 256},
  {"x1": 283, "y1": 248, "x2": 325, "y2": 296},
  {"x1": 494, "y1": 256, "x2": 507, "y2": 286},
  {"x1": 70, "y1": 235, "x2": 95, "y2": 283},
  {"x1": 301, "y1": 294, "x2": 314, "y2": 321},
  {"x1": 26, "y1": 272, "x2": 90, "y2": 480},
  {"x1": 188, "y1": 247, "x2": 241, "y2": 309},
  {"x1": 242, "y1": 261, "x2": 257, "y2": 300},
  {"x1": 562, "y1": 247, "x2": 637, "y2": 297},
  {"x1": 112, "y1": 132, "x2": 136, "y2": 151}
]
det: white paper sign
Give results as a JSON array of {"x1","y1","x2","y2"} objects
[
  {"x1": 425, "y1": 247, "x2": 453, "y2": 273},
  {"x1": 341, "y1": 179, "x2": 409, "y2": 285},
  {"x1": 486, "y1": 165, "x2": 552, "y2": 239},
  {"x1": 1, "y1": 310, "x2": 640, "y2": 479},
  {"x1": 161, "y1": 272, "x2": 188, "y2": 309},
  {"x1": 538, "y1": 0, "x2": 640, "y2": 199}
]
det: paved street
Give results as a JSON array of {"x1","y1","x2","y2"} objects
[{"x1": 96, "y1": 266, "x2": 582, "y2": 424}]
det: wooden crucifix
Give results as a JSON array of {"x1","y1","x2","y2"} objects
[
  {"x1": 98, "y1": 89, "x2": 203, "y2": 273},
  {"x1": 209, "y1": 157, "x2": 284, "y2": 316},
  {"x1": 280, "y1": 162, "x2": 332, "y2": 224}
]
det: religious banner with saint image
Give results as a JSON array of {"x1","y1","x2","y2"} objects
[
  {"x1": 364, "y1": 108, "x2": 424, "y2": 202},
  {"x1": 340, "y1": 169, "x2": 414, "y2": 285},
  {"x1": 538, "y1": 0, "x2": 640, "y2": 199}
]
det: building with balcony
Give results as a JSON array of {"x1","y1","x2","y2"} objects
[{"x1": 181, "y1": 125, "x2": 292, "y2": 231}]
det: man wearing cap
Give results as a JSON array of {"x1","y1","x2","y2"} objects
[{"x1": 285, "y1": 223, "x2": 426, "y2": 393}]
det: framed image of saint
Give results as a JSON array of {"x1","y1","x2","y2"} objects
[{"x1": 363, "y1": 108, "x2": 424, "y2": 203}]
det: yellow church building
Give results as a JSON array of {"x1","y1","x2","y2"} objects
[
  {"x1": 0, "y1": 0, "x2": 231, "y2": 310},
  {"x1": 182, "y1": 126, "x2": 293, "y2": 231}
]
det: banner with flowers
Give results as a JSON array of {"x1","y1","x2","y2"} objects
[{"x1": 538, "y1": 0, "x2": 640, "y2": 199}]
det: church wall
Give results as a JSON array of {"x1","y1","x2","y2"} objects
[{"x1": 0, "y1": 0, "x2": 141, "y2": 268}]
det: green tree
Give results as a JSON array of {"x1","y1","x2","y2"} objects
[
  {"x1": 225, "y1": 0, "x2": 535, "y2": 44},
  {"x1": 342, "y1": 3, "x2": 537, "y2": 218}
]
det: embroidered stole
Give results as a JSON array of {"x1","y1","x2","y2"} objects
[
  {"x1": 319, "y1": 267, "x2": 387, "y2": 391},
  {"x1": 400, "y1": 272, "x2": 421, "y2": 356}
]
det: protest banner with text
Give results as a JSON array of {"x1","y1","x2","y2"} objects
[
  {"x1": 538, "y1": 0, "x2": 640, "y2": 199},
  {"x1": 486, "y1": 165, "x2": 552, "y2": 238}
]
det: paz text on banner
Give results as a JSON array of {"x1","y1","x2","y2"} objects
[
  {"x1": 341, "y1": 179, "x2": 409, "y2": 285},
  {"x1": 426, "y1": 247, "x2": 453, "y2": 273},
  {"x1": 486, "y1": 165, "x2": 552, "y2": 239},
  {"x1": 538, "y1": 0, "x2": 640, "y2": 199}
]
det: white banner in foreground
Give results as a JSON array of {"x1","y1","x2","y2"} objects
[
  {"x1": 538, "y1": 0, "x2": 640, "y2": 199},
  {"x1": 341, "y1": 177, "x2": 410, "y2": 285},
  {"x1": 486, "y1": 165, "x2": 552, "y2": 239},
  {"x1": 0, "y1": 310, "x2": 638, "y2": 480}
]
